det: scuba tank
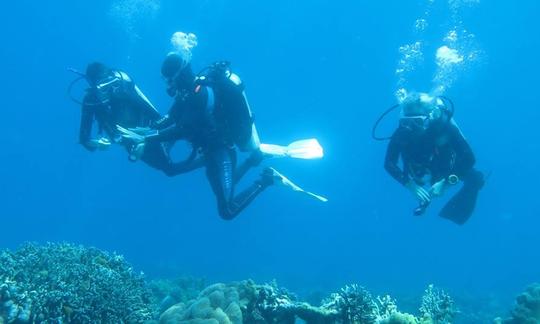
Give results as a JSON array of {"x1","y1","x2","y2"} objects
[{"x1": 195, "y1": 62, "x2": 260, "y2": 152}]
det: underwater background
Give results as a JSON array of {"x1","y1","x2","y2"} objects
[{"x1": 0, "y1": 0, "x2": 539, "y2": 321}]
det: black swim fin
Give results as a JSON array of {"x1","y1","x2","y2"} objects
[{"x1": 439, "y1": 170, "x2": 485, "y2": 225}]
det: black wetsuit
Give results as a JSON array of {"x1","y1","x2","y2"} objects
[
  {"x1": 79, "y1": 71, "x2": 201, "y2": 176},
  {"x1": 148, "y1": 82, "x2": 266, "y2": 220},
  {"x1": 385, "y1": 119, "x2": 476, "y2": 185},
  {"x1": 385, "y1": 119, "x2": 484, "y2": 224}
]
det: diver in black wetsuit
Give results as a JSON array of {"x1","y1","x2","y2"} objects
[
  {"x1": 384, "y1": 93, "x2": 484, "y2": 224},
  {"x1": 122, "y1": 54, "x2": 273, "y2": 220},
  {"x1": 78, "y1": 62, "x2": 202, "y2": 176}
]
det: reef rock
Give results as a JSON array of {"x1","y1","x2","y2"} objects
[{"x1": 503, "y1": 283, "x2": 540, "y2": 324}]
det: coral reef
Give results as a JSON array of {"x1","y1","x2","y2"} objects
[
  {"x1": 159, "y1": 280, "x2": 338, "y2": 324},
  {"x1": 248, "y1": 280, "x2": 335, "y2": 323},
  {"x1": 159, "y1": 280, "x2": 257, "y2": 324},
  {"x1": 149, "y1": 277, "x2": 207, "y2": 313},
  {"x1": 0, "y1": 242, "x2": 463, "y2": 324},
  {"x1": 320, "y1": 284, "x2": 379, "y2": 323},
  {"x1": 158, "y1": 281, "x2": 457, "y2": 324},
  {"x1": 419, "y1": 284, "x2": 456, "y2": 323},
  {"x1": 500, "y1": 283, "x2": 540, "y2": 324},
  {"x1": 0, "y1": 242, "x2": 154, "y2": 323},
  {"x1": 377, "y1": 312, "x2": 420, "y2": 324}
]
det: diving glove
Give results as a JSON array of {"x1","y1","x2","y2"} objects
[
  {"x1": 430, "y1": 179, "x2": 448, "y2": 197},
  {"x1": 126, "y1": 126, "x2": 156, "y2": 136},
  {"x1": 116, "y1": 125, "x2": 151, "y2": 144},
  {"x1": 128, "y1": 143, "x2": 146, "y2": 161},
  {"x1": 406, "y1": 181, "x2": 431, "y2": 204},
  {"x1": 430, "y1": 175, "x2": 460, "y2": 197}
]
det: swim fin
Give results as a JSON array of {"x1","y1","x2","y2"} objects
[
  {"x1": 439, "y1": 170, "x2": 484, "y2": 225},
  {"x1": 259, "y1": 139, "x2": 324, "y2": 159},
  {"x1": 264, "y1": 167, "x2": 328, "y2": 202}
]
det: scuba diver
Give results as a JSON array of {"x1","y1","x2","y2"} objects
[
  {"x1": 74, "y1": 62, "x2": 202, "y2": 176},
  {"x1": 375, "y1": 92, "x2": 484, "y2": 225},
  {"x1": 118, "y1": 50, "x2": 326, "y2": 220}
]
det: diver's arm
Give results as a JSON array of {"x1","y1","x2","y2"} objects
[
  {"x1": 145, "y1": 98, "x2": 186, "y2": 142},
  {"x1": 151, "y1": 114, "x2": 175, "y2": 130},
  {"x1": 148, "y1": 87, "x2": 208, "y2": 141},
  {"x1": 79, "y1": 102, "x2": 97, "y2": 151},
  {"x1": 165, "y1": 148, "x2": 205, "y2": 176},
  {"x1": 145, "y1": 125, "x2": 186, "y2": 144},
  {"x1": 386, "y1": 129, "x2": 432, "y2": 205},
  {"x1": 449, "y1": 121, "x2": 476, "y2": 177},
  {"x1": 384, "y1": 129, "x2": 409, "y2": 185},
  {"x1": 150, "y1": 92, "x2": 187, "y2": 131}
]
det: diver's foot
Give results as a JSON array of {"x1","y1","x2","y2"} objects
[
  {"x1": 257, "y1": 167, "x2": 284, "y2": 187},
  {"x1": 257, "y1": 167, "x2": 329, "y2": 202}
]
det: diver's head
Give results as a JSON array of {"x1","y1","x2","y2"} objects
[
  {"x1": 401, "y1": 92, "x2": 437, "y2": 117},
  {"x1": 85, "y1": 62, "x2": 111, "y2": 87},
  {"x1": 400, "y1": 92, "x2": 446, "y2": 131},
  {"x1": 161, "y1": 52, "x2": 194, "y2": 97}
]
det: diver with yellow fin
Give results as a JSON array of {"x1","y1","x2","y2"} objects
[
  {"x1": 373, "y1": 92, "x2": 484, "y2": 224},
  {"x1": 118, "y1": 32, "x2": 326, "y2": 220}
]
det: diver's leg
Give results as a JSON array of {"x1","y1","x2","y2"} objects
[
  {"x1": 205, "y1": 148, "x2": 236, "y2": 220},
  {"x1": 233, "y1": 149, "x2": 264, "y2": 184},
  {"x1": 206, "y1": 148, "x2": 270, "y2": 220},
  {"x1": 141, "y1": 142, "x2": 203, "y2": 177},
  {"x1": 233, "y1": 120, "x2": 263, "y2": 184},
  {"x1": 137, "y1": 142, "x2": 167, "y2": 170},
  {"x1": 226, "y1": 163, "x2": 273, "y2": 219},
  {"x1": 439, "y1": 169, "x2": 484, "y2": 225},
  {"x1": 227, "y1": 180, "x2": 269, "y2": 217},
  {"x1": 168, "y1": 158, "x2": 205, "y2": 176}
]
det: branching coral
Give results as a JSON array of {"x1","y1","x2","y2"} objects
[
  {"x1": 249, "y1": 280, "x2": 339, "y2": 324},
  {"x1": 320, "y1": 284, "x2": 379, "y2": 324},
  {"x1": 419, "y1": 284, "x2": 456, "y2": 323},
  {"x1": 0, "y1": 242, "x2": 154, "y2": 323}
]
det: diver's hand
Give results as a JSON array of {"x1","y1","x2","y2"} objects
[
  {"x1": 128, "y1": 143, "x2": 146, "y2": 161},
  {"x1": 128, "y1": 126, "x2": 156, "y2": 136},
  {"x1": 88, "y1": 138, "x2": 111, "y2": 151},
  {"x1": 116, "y1": 125, "x2": 146, "y2": 144},
  {"x1": 430, "y1": 179, "x2": 448, "y2": 197},
  {"x1": 406, "y1": 181, "x2": 431, "y2": 204}
]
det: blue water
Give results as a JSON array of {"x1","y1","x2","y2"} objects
[{"x1": 0, "y1": 0, "x2": 538, "y2": 314}]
